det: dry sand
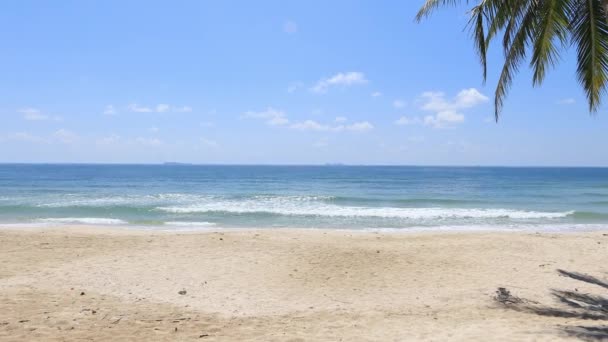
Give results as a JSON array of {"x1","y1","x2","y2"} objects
[{"x1": 0, "y1": 226, "x2": 607, "y2": 341}]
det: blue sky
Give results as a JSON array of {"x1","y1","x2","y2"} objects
[{"x1": 1, "y1": 0, "x2": 606, "y2": 166}]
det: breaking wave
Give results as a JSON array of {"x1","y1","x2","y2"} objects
[
  {"x1": 37, "y1": 217, "x2": 127, "y2": 225},
  {"x1": 157, "y1": 202, "x2": 573, "y2": 220}
]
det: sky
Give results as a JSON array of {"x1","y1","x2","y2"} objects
[{"x1": 1, "y1": 0, "x2": 607, "y2": 166}]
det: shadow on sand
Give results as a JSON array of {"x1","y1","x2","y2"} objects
[{"x1": 495, "y1": 270, "x2": 608, "y2": 341}]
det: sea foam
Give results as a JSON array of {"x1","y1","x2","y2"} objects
[
  {"x1": 156, "y1": 202, "x2": 574, "y2": 219},
  {"x1": 37, "y1": 218, "x2": 127, "y2": 225},
  {"x1": 164, "y1": 221, "x2": 216, "y2": 227}
]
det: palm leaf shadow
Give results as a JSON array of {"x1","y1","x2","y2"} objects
[{"x1": 495, "y1": 269, "x2": 608, "y2": 341}]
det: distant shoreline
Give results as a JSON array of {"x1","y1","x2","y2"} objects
[
  {"x1": 2, "y1": 223, "x2": 608, "y2": 235},
  {"x1": 1, "y1": 162, "x2": 608, "y2": 168}
]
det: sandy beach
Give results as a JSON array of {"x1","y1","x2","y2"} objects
[{"x1": 0, "y1": 226, "x2": 606, "y2": 341}]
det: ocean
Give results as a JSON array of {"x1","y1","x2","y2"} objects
[{"x1": 0, "y1": 164, "x2": 607, "y2": 232}]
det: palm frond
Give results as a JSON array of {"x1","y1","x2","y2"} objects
[
  {"x1": 485, "y1": 0, "x2": 512, "y2": 45},
  {"x1": 468, "y1": 4, "x2": 489, "y2": 81},
  {"x1": 416, "y1": 0, "x2": 465, "y2": 22},
  {"x1": 472, "y1": 0, "x2": 527, "y2": 83},
  {"x1": 500, "y1": 1, "x2": 530, "y2": 57},
  {"x1": 570, "y1": 0, "x2": 608, "y2": 112},
  {"x1": 417, "y1": 0, "x2": 608, "y2": 117},
  {"x1": 530, "y1": 0, "x2": 570, "y2": 85},
  {"x1": 494, "y1": 1, "x2": 540, "y2": 120}
]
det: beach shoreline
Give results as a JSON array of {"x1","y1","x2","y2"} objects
[
  {"x1": 1, "y1": 226, "x2": 607, "y2": 341},
  {"x1": 2, "y1": 221, "x2": 608, "y2": 235}
]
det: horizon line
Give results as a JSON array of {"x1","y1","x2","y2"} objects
[{"x1": 1, "y1": 162, "x2": 608, "y2": 168}]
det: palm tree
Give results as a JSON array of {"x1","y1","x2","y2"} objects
[{"x1": 416, "y1": 0, "x2": 608, "y2": 120}]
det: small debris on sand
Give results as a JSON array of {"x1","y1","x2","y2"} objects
[{"x1": 494, "y1": 288, "x2": 523, "y2": 305}]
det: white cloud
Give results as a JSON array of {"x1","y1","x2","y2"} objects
[
  {"x1": 19, "y1": 108, "x2": 47, "y2": 121},
  {"x1": 103, "y1": 105, "x2": 117, "y2": 116},
  {"x1": 135, "y1": 137, "x2": 163, "y2": 146},
  {"x1": 200, "y1": 137, "x2": 219, "y2": 148},
  {"x1": 97, "y1": 135, "x2": 171, "y2": 147},
  {"x1": 128, "y1": 103, "x2": 153, "y2": 113},
  {"x1": 423, "y1": 110, "x2": 465, "y2": 128},
  {"x1": 127, "y1": 104, "x2": 192, "y2": 113},
  {"x1": 3, "y1": 132, "x2": 48, "y2": 143},
  {"x1": 156, "y1": 104, "x2": 170, "y2": 113},
  {"x1": 393, "y1": 100, "x2": 405, "y2": 109},
  {"x1": 3, "y1": 129, "x2": 78, "y2": 144},
  {"x1": 174, "y1": 106, "x2": 193, "y2": 113},
  {"x1": 283, "y1": 20, "x2": 298, "y2": 34},
  {"x1": 19, "y1": 108, "x2": 62, "y2": 121},
  {"x1": 419, "y1": 92, "x2": 447, "y2": 112},
  {"x1": 371, "y1": 91, "x2": 382, "y2": 97},
  {"x1": 395, "y1": 116, "x2": 421, "y2": 125},
  {"x1": 420, "y1": 88, "x2": 488, "y2": 112},
  {"x1": 558, "y1": 98, "x2": 575, "y2": 105},
  {"x1": 418, "y1": 88, "x2": 488, "y2": 128},
  {"x1": 245, "y1": 108, "x2": 371, "y2": 133},
  {"x1": 454, "y1": 88, "x2": 489, "y2": 108},
  {"x1": 343, "y1": 121, "x2": 373, "y2": 132},
  {"x1": 290, "y1": 120, "x2": 329, "y2": 131},
  {"x1": 391, "y1": 89, "x2": 487, "y2": 129},
  {"x1": 149, "y1": 127, "x2": 160, "y2": 133},
  {"x1": 96, "y1": 134, "x2": 121, "y2": 146},
  {"x1": 243, "y1": 107, "x2": 289, "y2": 126},
  {"x1": 266, "y1": 115, "x2": 289, "y2": 126},
  {"x1": 290, "y1": 119, "x2": 373, "y2": 132},
  {"x1": 311, "y1": 72, "x2": 368, "y2": 94},
  {"x1": 53, "y1": 129, "x2": 78, "y2": 144}
]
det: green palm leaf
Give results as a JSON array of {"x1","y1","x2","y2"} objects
[
  {"x1": 494, "y1": 1, "x2": 538, "y2": 119},
  {"x1": 416, "y1": 0, "x2": 466, "y2": 22},
  {"x1": 468, "y1": 4, "x2": 489, "y2": 81},
  {"x1": 530, "y1": 0, "x2": 569, "y2": 85},
  {"x1": 570, "y1": 0, "x2": 608, "y2": 112},
  {"x1": 416, "y1": 0, "x2": 608, "y2": 118}
]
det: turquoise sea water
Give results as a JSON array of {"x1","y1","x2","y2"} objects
[{"x1": 1, "y1": 164, "x2": 607, "y2": 231}]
